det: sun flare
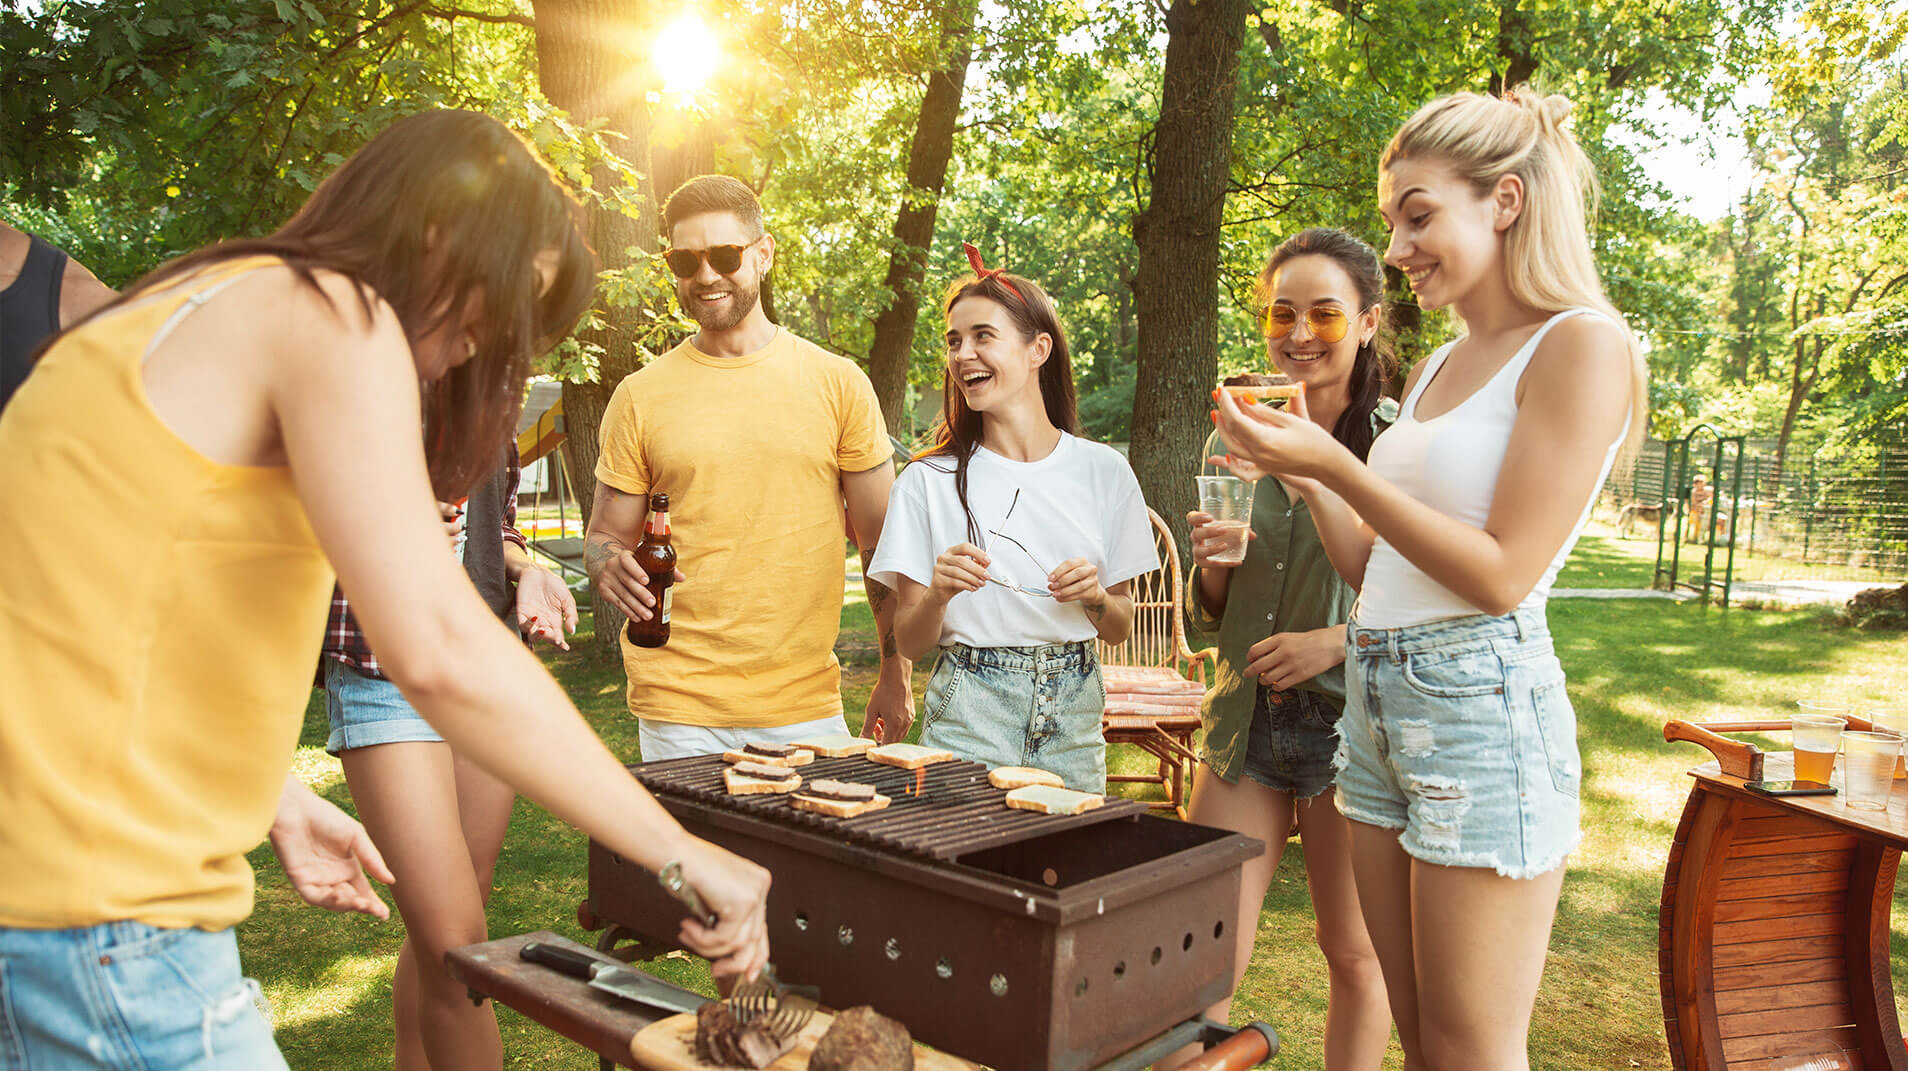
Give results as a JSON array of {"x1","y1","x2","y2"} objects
[{"x1": 653, "y1": 15, "x2": 718, "y2": 98}]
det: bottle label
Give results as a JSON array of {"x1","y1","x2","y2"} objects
[{"x1": 659, "y1": 587, "x2": 672, "y2": 624}]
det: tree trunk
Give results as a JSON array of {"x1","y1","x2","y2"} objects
[
  {"x1": 866, "y1": 0, "x2": 981, "y2": 436},
  {"x1": 1130, "y1": 0, "x2": 1250, "y2": 555},
  {"x1": 531, "y1": 0, "x2": 660, "y2": 661}
]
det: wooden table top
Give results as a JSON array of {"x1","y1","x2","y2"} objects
[
  {"x1": 1691, "y1": 751, "x2": 1908, "y2": 849},
  {"x1": 446, "y1": 930, "x2": 700, "y2": 1068}
]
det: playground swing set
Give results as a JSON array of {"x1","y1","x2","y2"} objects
[{"x1": 1652, "y1": 423, "x2": 1747, "y2": 607}]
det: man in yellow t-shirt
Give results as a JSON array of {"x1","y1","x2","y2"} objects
[{"x1": 587, "y1": 176, "x2": 914, "y2": 759}]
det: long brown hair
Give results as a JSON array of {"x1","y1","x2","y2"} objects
[
  {"x1": 918, "y1": 271, "x2": 1080, "y2": 544},
  {"x1": 98, "y1": 109, "x2": 596, "y2": 497},
  {"x1": 1254, "y1": 227, "x2": 1395, "y2": 461}
]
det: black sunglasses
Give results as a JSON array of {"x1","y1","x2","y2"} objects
[{"x1": 662, "y1": 244, "x2": 750, "y2": 279}]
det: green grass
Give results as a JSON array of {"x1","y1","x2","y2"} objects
[
  {"x1": 240, "y1": 595, "x2": 1908, "y2": 1069},
  {"x1": 1562, "y1": 524, "x2": 1908, "y2": 591}
]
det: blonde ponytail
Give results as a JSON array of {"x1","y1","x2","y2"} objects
[{"x1": 1384, "y1": 86, "x2": 1648, "y2": 458}]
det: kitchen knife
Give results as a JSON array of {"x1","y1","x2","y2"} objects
[{"x1": 519, "y1": 942, "x2": 708, "y2": 1016}]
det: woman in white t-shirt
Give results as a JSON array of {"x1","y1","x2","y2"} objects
[
  {"x1": 1211, "y1": 90, "x2": 1645, "y2": 1068},
  {"x1": 868, "y1": 247, "x2": 1157, "y2": 792}
]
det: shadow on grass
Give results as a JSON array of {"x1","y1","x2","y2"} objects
[{"x1": 1555, "y1": 532, "x2": 1661, "y2": 589}]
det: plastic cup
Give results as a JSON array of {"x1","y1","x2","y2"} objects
[
  {"x1": 1196, "y1": 476, "x2": 1255, "y2": 566},
  {"x1": 1796, "y1": 699, "x2": 1849, "y2": 717},
  {"x1": 1841, "y1": 731, "x2": 1899, "y2": 811},
  {"x1": 1791, "y1": 713, "x2": 1847, "y2": 784},
  {"x1": 1863, "y1": 707, "x2": 1906, "y2": 779}
]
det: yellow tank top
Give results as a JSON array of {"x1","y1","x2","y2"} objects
[{"x1": 0, "y1": 258, "x2": 336, "y2": 931}]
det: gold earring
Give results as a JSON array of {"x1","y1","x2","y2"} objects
[{"x1": 465, "y1": 338, "x2": 478, "y2": 359}]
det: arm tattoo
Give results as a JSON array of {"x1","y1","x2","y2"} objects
[
  {"x1": 585, "y1": 536, "x2": 625, "y2": 581},
  {"x1": 1083, "y1": 596, "x2": 1108, "y2": 622},
  {"x1": 862, "y1": 565, "x2": 902, "y2": 662}
]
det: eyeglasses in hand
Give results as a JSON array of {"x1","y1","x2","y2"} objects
[{"x1": 982, "y1": 488, "x2": 1055, "y2": 599}]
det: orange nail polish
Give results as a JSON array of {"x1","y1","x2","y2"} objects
[
  {"x1": 1210, "y1": 389, "x2": 1221, "y2": 401},
  {"x1": 1210, "y1": 411, "x2": 1218, "y2": 424}
]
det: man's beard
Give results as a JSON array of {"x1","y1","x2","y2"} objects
[{"x1": 680, "y1": 277, "x2": 760, "y2": 332}]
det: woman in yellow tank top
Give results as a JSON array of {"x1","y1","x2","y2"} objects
[{"x1": 0, "y1": 110, "x2": 771, "y2": 1071}]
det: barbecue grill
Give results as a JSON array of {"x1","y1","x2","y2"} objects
[{"x1": 578, "y1": 754, "x2": 1263, "y2": 1071}]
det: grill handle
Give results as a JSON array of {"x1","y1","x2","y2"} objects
[
  {"x1": 519, "y1": 941, "x2": 602, "y2": 981},
  {"x1": 1181, "y1": 1021, "x2": 1278, "y2": 1070}
]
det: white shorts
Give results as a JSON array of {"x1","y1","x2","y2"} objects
[{"x1": 637, "y1": 713, "x2": 852, "y2": 762}]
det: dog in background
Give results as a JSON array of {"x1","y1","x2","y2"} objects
[{"x1": 1618, "y1": 501, "x2": 1664, "y2": 539}]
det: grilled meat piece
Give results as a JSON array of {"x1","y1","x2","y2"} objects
[
  {"x1": 803, "y1": 779, "x2": 877, "y2": 802},
  {"x1": 692, "y1": 1002, "x2": 799, "y2": 1069},
  {"x1": 808, "y1": 1005, "x2": 914, "y2": 1071},
  {"x1": 730, "y1": 760, "x2": 797, "y2": 782}
]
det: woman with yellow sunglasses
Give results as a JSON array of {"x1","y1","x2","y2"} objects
[{"x1": 1170, "y1": 227, "x2": 1398, "y2": 1070}]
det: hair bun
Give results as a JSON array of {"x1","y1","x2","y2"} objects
[{"x1": 1506, "y1": 86, "x2": 1577, "y2": 143}]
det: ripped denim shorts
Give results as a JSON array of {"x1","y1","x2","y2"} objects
[
  {"x1": 1333, "y1": 609, "x2": 1581, "y2": 879},
  {"x1": 0, "y1": 920, "x2": 287, "y2": 1070}
]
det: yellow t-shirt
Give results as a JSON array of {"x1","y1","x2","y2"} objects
[
  {"x1": 595, "y1": 329, "x2": 889, "y2": 727},
  {"x1": 0, "y1": 258, "x2": 335, "y2": 931}
]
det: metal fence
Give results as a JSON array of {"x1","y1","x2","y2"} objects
[{"x1": 1603, "y1": 437, "x2": 1908, "y2": 581}]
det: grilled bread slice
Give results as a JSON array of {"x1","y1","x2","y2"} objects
[
  {"x1": 988, "y1": 766, "x2": 1066, "y2": 791},
  {"x1": 792, "y1": 734, "x2": 877, "y2": 759},
  {"x1": 723, "y1": 763, "x2": 802, "y2": 796},
  {"x1": 867, "y1": 743, "x2": 956, "y2": 770},
  {"x1": 1004, "y1": 784, "x2": 1106, "y2": 816},
  {"x1": 790, "y1": 791, "x2": 892, "y2": 818},
  {"x1": 720, "y1": 743, "x2": 815, "y2": 767}
]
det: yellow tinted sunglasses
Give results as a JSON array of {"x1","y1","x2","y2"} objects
[{"x1": 1261, "y1": 304, "x2": 1352, "y2": 343}]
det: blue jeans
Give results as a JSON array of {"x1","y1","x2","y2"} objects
[
  {"x1": 1334, "y1": 610, "x2": 1581, "y2": 879},
  {"x1": 921, "y1": 642, "x2": 1108, "y2": 793},
  {"x1": 0, "y1": 921, "x2": 288, "y2": 1070}
]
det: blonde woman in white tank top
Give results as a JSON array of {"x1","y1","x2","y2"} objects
[{"x1": 1213, "y1": 90, "x2": 1645, "y2": 1071}]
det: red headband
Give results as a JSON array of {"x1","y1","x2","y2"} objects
[{"x1": 962, "y1": 241, "x2": 1027, "y2": 302}]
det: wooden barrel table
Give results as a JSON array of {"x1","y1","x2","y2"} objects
[{"x1": 1661, "y1": 719, "x2": 1907, "y2": 1070}]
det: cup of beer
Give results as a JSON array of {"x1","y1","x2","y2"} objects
[
  {"x1": 1791, "y1": 712, "x2": 1847, "y2": 784},
  {"x1": 1841, "y1": 730, "x2": 1899, "y2": 811},
  {"x1": 1195, "y1": 476, "x2": 1255, "y2": 566}
]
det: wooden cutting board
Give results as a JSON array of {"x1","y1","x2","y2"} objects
[{"x1": 629, "y1": 1009, "x2": 978, "y2": 1071}]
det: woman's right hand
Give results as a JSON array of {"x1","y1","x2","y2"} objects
[
  {"x1": 928, "y1": 543, "x2": 991, "y2": 604},
  {"x1": 672, "y1": 838, "x2": 772, "y2": 982},
  {"x1": 1187, "y1": 510, "x2": 1254, "y2": 570}
]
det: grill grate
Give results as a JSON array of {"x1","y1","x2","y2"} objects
[{"x1": 629, "y1": 753, "x2": 1147, "y2": 860}]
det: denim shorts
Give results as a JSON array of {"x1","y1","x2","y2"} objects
[
  {"x1": 0, "y1": 921, "x2": 288, "y2": 1070},
  {"x1": 921, "y1": 642, "x2": 1107, "y2": 793},
  {"x1": 1334, "y1": 610, "x2": 1581, "y2": 879},
  {"x1": 1240, "y1": 687, "x2": 1343, "y2": 800},
  {"x1": 323, "y1": 657, "x2": 442, "y2": 756}
]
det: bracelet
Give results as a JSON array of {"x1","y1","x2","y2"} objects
[{"x1": 656, "y1": 860, "x2": 715, "y2": 927}]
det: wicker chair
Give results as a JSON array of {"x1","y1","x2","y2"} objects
[{"x1": 1096, "y1": 507, "x2": 1215, "y2": 819}]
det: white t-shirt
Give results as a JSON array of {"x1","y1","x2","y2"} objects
[{"x1": 869, "y1": 433, "x2": 1159, "y2": 649}]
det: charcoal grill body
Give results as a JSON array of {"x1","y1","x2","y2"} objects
[{"x1": 585, "y1": 759, "x2": 1261, "y2": 1070}]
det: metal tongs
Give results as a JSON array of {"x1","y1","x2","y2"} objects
[{"x1": 657, "y1": 861, "x2": 819, "y2": 1034}]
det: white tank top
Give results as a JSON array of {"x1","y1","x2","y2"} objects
[{"x1": 1357, "y1": 308, "x2": 1626, "y2": 628}]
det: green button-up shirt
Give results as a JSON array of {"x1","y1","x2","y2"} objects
[{"x1": 1186, "y1": 400, "x2": 1396, "y2": 783}]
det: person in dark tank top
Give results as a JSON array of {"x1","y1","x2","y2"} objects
[{"x1": 0, "y1": 221, "x2": 115, "y2": 411}]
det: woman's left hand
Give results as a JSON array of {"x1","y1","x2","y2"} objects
[
  {"x1": 1048, "y1": 558, "x2": 1106, "y2": 605},
  {"x1": 515, "y1": 567, "x2": 578, "y2": 650},
  {"x1": 1244, "y1": 627, "x2": 1347, "y2": 691},
  {"x1": 1209, "y1": 386, "x2": 1345, "y2": 482}
]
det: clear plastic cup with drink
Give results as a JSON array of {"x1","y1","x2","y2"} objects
[
  {"x1": 1791, "y1": 712, "x2": 1847, "y2": 784},
  {"x1": 1864, "y1": 707, "x2": 1906, "y2": 779},
  {"x1": 1195, "y1": 476, "x2": 1255, "y2": 566},
  {"x1": 1841, "y1": 730, "x2": 1899, "y2": 811}
]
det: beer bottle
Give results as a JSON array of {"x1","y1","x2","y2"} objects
[{"x1": 625, "y1": 492, "x2": 676, "y2": 649}]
